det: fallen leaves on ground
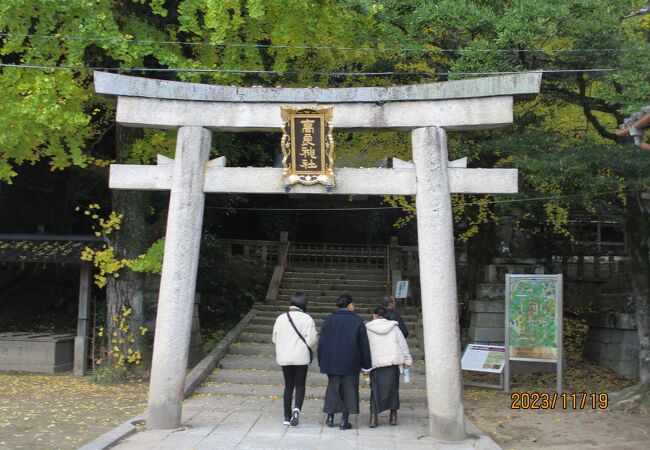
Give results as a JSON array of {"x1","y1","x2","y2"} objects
[{"x1": 0, "y1": 373, "x2": 147, "y2": 449}]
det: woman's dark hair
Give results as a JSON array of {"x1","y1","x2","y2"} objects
[
  {"x1": 373, "y1": 306, "x2": 388, "y2": 318},
  {"x1": 381, "y1": 295, "x2": 395, "y2": 308},
  {"x1": 290, "y1": 293, "x2": 308, "y2": 312},
  {"x1": 336, "y1": 294, "x2": 354, "y2": 309}
]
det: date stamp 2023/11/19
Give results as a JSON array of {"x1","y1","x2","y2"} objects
[{"x1": 511, "y1": 392, "x2": 608, "y2": 410}]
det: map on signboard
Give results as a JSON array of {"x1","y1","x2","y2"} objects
[{"x1": 508, "y1": 277, "x2": 558, "y2": 361}]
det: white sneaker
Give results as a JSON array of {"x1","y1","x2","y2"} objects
[
  {"x1": 283, "y1": 417, "x2": 290, "y2": 426},
  {"x1": 290, "y1": 408, "x2": 300, "y2": 426}
]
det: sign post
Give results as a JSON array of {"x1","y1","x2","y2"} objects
[{"x1": 504, "y1": 274, "x2": 563, "y2": 393}]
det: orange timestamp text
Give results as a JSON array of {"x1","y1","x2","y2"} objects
[{"x1": 510, "y1": 392, "x2": 608, "y2": 410}]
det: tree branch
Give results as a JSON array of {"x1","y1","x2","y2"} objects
[{"x1": 576, "y1": 74, "x2": 617, "y2": 141}]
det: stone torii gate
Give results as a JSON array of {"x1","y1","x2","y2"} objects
[{"x1": 94, "y1": 71, "x2": 541, "y2": 441}]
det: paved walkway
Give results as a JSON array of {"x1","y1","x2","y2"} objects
[{"x1": 111, "y1": 396, "x2": 499, "y2": 450}]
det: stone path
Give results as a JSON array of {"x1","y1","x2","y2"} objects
[
  {"x1": 111, "y1": 396, "x2": 498, "y2": 450},
  {"x1": 106, "y1": 266, "x2": 499, "y2": 449}
]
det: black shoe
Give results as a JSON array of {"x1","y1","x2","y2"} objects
[
  {"x1": 339, "y1": 420, "x2": 352, "y2": 430},
  {"x1": 290, "y1": 408, "x2": 300, "y2": 426},
  {"x1": 339, "y1": 413, "x2": 351, "y2": 430},
  {"x1": 325, "y1": 414, "x2": 334, "y2": 427}
]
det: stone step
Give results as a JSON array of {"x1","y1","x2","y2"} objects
[
  {"x1": 207, "y1": 368, "x2": 427, "y2": 389},
  {"x1": 218, "y1": 355, "x2": 427, "y2": 375},
  {"x1": 194, "y1": 383, "x2": 428, "y2": 403},
  {"x1": 237, "y1": 332, "x2": 421, "y2": 347},
  {"x1": 250, "y1": 310, "x2": 420, "y2": 323},
  {"x1": 253, "y1": 303, "x2": 418, "y2": 316},
  {"x1": 277, "y1": 292, "x2": 387, "y2": 301},
  {"x1": 244, "y1": 323, "x2": 417, "y2": 337},
  {"x1": 285, "y1": 266, "x2": 386, "y2": 275},
  {"x1": 283, "y1": 272, "x2": 386, "y2": 282},
  {"x1": 249, "y1": 316, "x2": 418, "y2": 327},
  {"x1": 277, "y1": 290, "x2": 387, "y2": 299},
  {"x1": 228, "y1": 342, "x2": 425, "y2": 360},
  {"x1": 280, "y1": 281, "x2": 387, "y2": 292}
]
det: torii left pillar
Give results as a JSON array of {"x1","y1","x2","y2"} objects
[{"x1": 147, "y1": 126, "x2": 211, "y2": 428}]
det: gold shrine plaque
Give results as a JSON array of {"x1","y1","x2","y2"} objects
[{"x1": 281, "y1": 106, "x2": 334, "y2": 190}]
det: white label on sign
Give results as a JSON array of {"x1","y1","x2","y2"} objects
[{"x1": 395, "y1": 280, "x2": 409, "y2": 299}]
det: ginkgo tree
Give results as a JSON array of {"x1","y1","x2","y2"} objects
[
  {"x1": 0, "y1": 0, "x2": 406, "y2": 375},
  {"x1": 2, "y1": 1, "x2": 650, "y2": 400}
]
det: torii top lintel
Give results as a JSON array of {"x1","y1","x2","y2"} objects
[{"x1": 93, "y1": 71, "x2": 541, "y2": 132}]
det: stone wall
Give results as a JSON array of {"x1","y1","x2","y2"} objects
[{"x1": 584, "y1": 311, "x2": 638, "y2": 377}]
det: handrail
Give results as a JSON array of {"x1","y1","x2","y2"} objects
[
  {"x1": 279, "y1": 240, "x2": 291, "y2": 278},
  {"x1": 264, "y1": 240, "x2": 291, "y2": 304}
]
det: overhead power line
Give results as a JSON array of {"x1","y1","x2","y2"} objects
[
  {"x1": 10, "y1": 181, "x2": 645, "y2": 209},
  {"x1": 0, "y1": 62, "x2": 623, "y2": 77},
  {"x1": 0, "y1": 32, "x2": 646, "y2": 54}
]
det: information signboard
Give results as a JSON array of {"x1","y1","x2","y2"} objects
[
  {"x1": 461, "y1": 344, "x2": 505, "y2": 374},
  {"x1": 505, "y1": 274, "x2": 563, "y2": 392}
]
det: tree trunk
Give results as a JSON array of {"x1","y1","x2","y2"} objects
[
  {"x1": 104, "y1": 125, "x2": 151, "y2": 377},
  {"x1": 610, "y1": 192, "x2": 650, "y2": 412}
]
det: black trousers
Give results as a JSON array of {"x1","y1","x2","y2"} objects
[
  {"x1": 322, "y1": 374, "x2": 360, "y2": 415},
  {"x1": 281, "y1": 365, "x2": 308, "y2": 418}
]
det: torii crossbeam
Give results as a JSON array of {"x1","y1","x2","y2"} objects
[{"x1": 95, "y1": 70, "x2": 541, "y2": 441}]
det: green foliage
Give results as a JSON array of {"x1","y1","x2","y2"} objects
[
  {"x1": 128, "y1": 239, "x2": 165, "y2": 274},
  {"x1": 2, "y1": 1, "x2": 649, "y2": 254},
  {"x1": 197, "y1": 234, "x2": 271, "y2": 334},
  {"x1": 90, "y1": 365, "x2": 128, "y2": 385},
  {"x1": 202, "y1": 327, "x2": 230, "y2": 354},
  {"x1": 477, "y1": 130, "x2": 650, "y2": 236}
]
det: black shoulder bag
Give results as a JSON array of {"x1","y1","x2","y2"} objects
[{"x1": 286, "y1": 312, "x2": 313, "y2": 364}]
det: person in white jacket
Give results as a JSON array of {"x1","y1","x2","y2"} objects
[
  {"x1": 365, "y1": 306, "x2": 412, "y2": 428},
  {"x1": 272, "y1": 293, "x2": 317, "y2": 426}
]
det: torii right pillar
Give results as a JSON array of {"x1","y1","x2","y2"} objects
[{"x1": 412, "y1": 126, "x2": 466, "y2": 440}]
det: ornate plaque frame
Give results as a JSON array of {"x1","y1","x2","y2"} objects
[{"x1": 281, "y1": 106, "x2": 334, "y2": 189}]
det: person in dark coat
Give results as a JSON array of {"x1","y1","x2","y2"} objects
[
  {"x1": 382, "y1": 295, "x2": 409, "y2": 338},
  {"x1": 318, "y1": 293, "x2": 372, "y2": 430}
]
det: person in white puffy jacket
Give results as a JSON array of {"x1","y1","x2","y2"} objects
[
  {"x1": 365, "y1": 306, "x2": 412, "y2": 428},
  {"x1": 272, "y1": 293, "x2": 317, "y2": 427}
]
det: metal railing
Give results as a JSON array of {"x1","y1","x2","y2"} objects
[{"x1": 287, "y1": 242, "x2": 387, "y2": 269}]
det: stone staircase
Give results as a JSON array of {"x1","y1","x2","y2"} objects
[{"x1": 194, "y1": 265, "x2": 427, "y2": 410}]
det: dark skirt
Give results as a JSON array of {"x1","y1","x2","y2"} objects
[
  {"x1": 322, "y1": 374, "x2": 360, "y2": 414},
  {"x1": 370, "y1": 365, "x2": 400, "y2": 414}
]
